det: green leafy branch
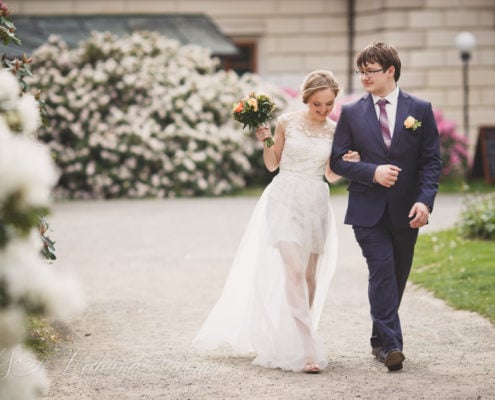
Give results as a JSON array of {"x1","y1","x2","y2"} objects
[{"x1": 0, "y1": 1, "x2": 20, "y2": 46}]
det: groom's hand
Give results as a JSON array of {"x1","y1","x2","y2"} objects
[
  {"x1": 373, "y1": 165, "x2": 402, "y2": 188},
  {"x1": 408, "y1": 202, "x2": 430, "y2": 228}
]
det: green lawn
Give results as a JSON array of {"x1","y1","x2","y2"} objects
[
  {"x1": 26, "y1": 315, "x2": 63, "y2": 358},
  {"x1": 438, "y1": 178, "x2": 495, "y2": 194},
  {"x1": 411, "y1": 229, "x2": 495, "y2": 323}
]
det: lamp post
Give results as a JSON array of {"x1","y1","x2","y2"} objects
[{"x1": 455, "y1": 32, "x2": 476, "y2": 140}]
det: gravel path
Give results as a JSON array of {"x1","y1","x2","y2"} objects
[{"x1": 41, "y1": 194, "x2": 495, "y2": 400}]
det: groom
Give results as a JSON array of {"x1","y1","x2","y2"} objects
[{"x1": 330, "y1": 42, "x2": 441, "y2": 371}]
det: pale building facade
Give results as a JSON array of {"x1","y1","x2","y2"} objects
[{"x1": 9, "y1": 0, "x2": 495, "y2": 154}]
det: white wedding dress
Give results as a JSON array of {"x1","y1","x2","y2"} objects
[{"x1": 193, "y1": 110, "x2": 338, "y2": 371}]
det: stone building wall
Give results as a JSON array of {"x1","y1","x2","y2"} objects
[{"x1": 8, "y1": 0, "x2": 495, "y2": 152}]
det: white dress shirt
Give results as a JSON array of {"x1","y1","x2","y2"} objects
[{"x1": 372, "y1": 86, "x2": 399, "y2": 138}]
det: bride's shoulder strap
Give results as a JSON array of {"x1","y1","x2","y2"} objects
[
  {"x1": 278, "y1": 110, "x2": 303, "y2": 125},
  {"x1": 276, "y1": 111, "x2": 294, "y2": 130}
]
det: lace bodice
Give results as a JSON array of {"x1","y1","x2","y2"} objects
[{"x1": 278, "y1": 110, "x2": 335, "y2": 177}]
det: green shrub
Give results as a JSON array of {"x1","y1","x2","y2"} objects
[{"x1": 458, "y1": 192, "x2": 495, "y2": 240}]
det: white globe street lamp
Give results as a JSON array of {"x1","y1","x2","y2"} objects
[{"x1": 455, "y1": 32, "x2": 476, "y2": 139}]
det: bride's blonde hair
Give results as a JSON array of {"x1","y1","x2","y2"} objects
[{"x1": 301, "y1": 70, "x2": 340, "y2": 104}]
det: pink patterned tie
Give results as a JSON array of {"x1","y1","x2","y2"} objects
[{"x1": 377, "y1": 99, "x2": 391, "y2": 149}]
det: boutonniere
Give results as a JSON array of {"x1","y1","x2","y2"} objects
[{"x1": 404, "y1": 116, "x2": 421, "y2": 131}]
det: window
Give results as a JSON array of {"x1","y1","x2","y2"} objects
[{"x1": 220, "y1": 40, "x2": 257, "y2": 75}]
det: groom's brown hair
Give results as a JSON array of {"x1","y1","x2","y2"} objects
[{"x1": 356, "y1": 42, "x2": 401, "y2": 82}]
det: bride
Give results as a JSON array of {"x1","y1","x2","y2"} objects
[{"x1": 193, "y1": 70, "x2": 359, "y2": 373}]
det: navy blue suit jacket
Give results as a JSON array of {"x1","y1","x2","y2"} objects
[{"x1": 330, "y1": 90, "x2": 442, "y2": 228}]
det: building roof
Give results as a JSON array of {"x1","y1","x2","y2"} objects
[{"x1": 1, "y1": 14, "x2": 238, "y2": 57}]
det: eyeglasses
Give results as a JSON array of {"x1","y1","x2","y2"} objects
[{"x1": 355, "y1": 68, "x2": 385, "y2": 77}]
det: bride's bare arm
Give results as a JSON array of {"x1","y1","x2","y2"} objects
[
  {"x1": 325, "y1": 150, "x2": 361, "y2": 183},
  {"x1": 256, "y1": 121, "x2": 285, "y2": 172}
]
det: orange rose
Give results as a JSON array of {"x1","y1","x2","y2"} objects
[{"x1": 233, "y1": 101, "x2": 244, "y2": 113}]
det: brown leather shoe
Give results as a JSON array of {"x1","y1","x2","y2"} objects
[{"x1": 384, "y1": 349, "x2": 405, "y2": 371}]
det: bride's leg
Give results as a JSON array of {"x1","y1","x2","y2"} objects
[
  {"x1": 278, "y1": 242, "x2": 317, "y2": 364},
  {"x1": 306, "y1": 253, "x2": 319, "y2": 309}
]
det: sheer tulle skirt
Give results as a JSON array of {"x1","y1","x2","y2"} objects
[{"x1": 192, "y1": 171, "x2": 337, "y2": 371}]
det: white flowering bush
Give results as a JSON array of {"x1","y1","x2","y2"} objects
[
  {"x1": 28, "y1": 31, "x2": 289, "y2": 198},
  {"x1": 0, "y1": 69, "x2": 85, "y2": 399}
]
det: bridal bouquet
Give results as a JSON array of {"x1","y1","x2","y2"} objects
[{"x1": 232, "y1": 92, "x2": 276, "y2": 147}]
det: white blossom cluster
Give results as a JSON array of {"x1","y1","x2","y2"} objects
[
  {"x1": 28, "y1": 31, "x2": 289, "y2": 198},
  {"x1": 0, "y1": 70, "x2": 85, "y2": 399}
]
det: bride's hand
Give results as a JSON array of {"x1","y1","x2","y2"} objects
[
  {"x1": 342, "y1": 150, "x2": 360, "y2": 162},
  {"x1": 255, "y1": 125, "x2": 272, "y2": 144}
]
